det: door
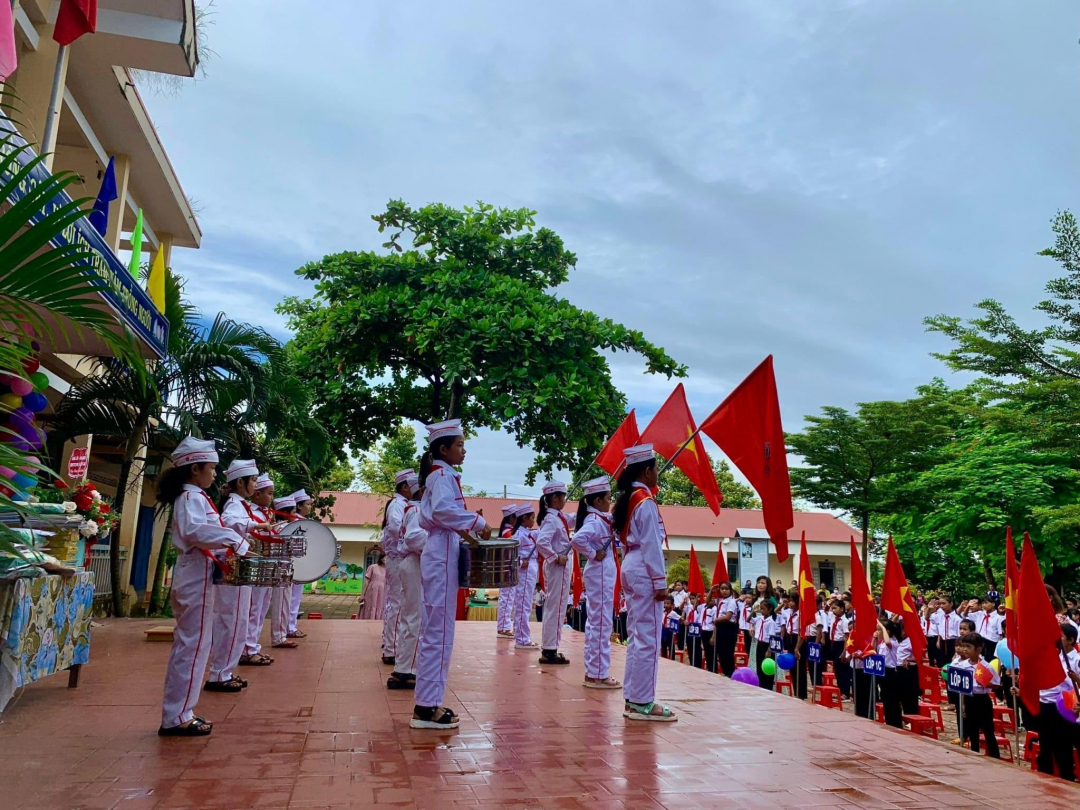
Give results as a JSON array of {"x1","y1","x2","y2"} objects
[{"x1": 817, "y1": 562, "x2": 835, "y2": 591}]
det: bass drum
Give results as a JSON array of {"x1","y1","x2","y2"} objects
[{"x1": 279, "y1": 519, "x2": 339, "y2": 583}]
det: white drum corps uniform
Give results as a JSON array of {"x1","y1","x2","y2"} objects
[
  {"x1": 570, "y1": 477, "x2": 618, "y2": 686},
  {"x1": 268, "y1": 495, "x2": 296, "y2": 644},
  {"x1": 536, "y1": 480, "x2": 573, "y2": 658},
  {"x1": 391, "y1": 475, "x2": 426, "y2": 680},
  {"x1": 495, "y1": 503, "x2": 519, "y2": 635},
  {"x1": 160, "y1": 438, "x2": 250, "y2": 731},
  {"x1": 513, "y1": 505, "x2": 540, "y2": 648},
  {"x1": 286, "y1": 490, "x2": 313, "y2": 634},
  {"x1": 381, "y1": 472, "x2": 412, "y2": 661},
  {"x1": 242, "y1": 474, "x2": 276, "y2": 658}
]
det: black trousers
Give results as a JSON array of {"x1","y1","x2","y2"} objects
[
  {"x1": 742, "y1": 629, "x2": 752, "y2": 654},
  {"x1": 899, "y1": 664, "x2": 921, "y2": 715},
  {"x1": 617, "y1": 611, "x2": 628, "y2": 642},
  {"x1": 755, "y1": 641, "x2": 774, "y2": 690},
  {"x1": 535, "y1": 604, "x2": 543, "y2": 623},
  {"x1": 1038, "y1": 700, "x2": 1076, "y2": 780},
  {"x1": 927, "y1": 637, "x2": 941, "y2": 667},
  {"x1": 661, "y1": 631, "x2": 674, "y2": 658},
  {"x1": 882, "y1": 668, "x2": 903, "y2": 728},
  {"x1": 794, "y1": 645, "x2": 810, "y2": 699},
  {"x1": 964, "y1": 693, "x2": 999, "y2": 757},
  {"x1": 701, "y1": 629, "x2": 715, "y2": 672},
  {"x1": 677, "y1": 621, "x2": 686, "y2": 650},
  {"x1": 830, "y1": 642, "x2": 851, "y2": 697},
  {"x1": 687, "y1": 633, "x2": 703, "y2": 668},
  {"x1": 716, "y1": 623, "x2": 738, "y2": 676},
  {"x1": 852, "y1": 667, "x2": 875, "y2": 719}
]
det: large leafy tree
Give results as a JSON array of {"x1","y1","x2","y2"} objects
[
  {"x1": 356, "y1": 425, "x2": 419, "y2": 497},
  {"x1": 656, "y1": 455, "x2": 761, "y2": 510},
  {"x1": 279, "y1": 201, "x2": 684, "y2": 482}
]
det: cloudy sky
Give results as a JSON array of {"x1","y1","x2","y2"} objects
[{"x1": 143, "y1": 1, "x2": 1080, "y2": 498}]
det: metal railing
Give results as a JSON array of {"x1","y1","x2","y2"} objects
[{"x1": 87, "y1": 545, "x2": 128, "y2": 599}]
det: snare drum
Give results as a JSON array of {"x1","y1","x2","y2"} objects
[
  {"x1": 259, "y1": 537, "x2": 307, "y2": 559},
  {"x1": 225, "y1": 555, "x2": 293, "y2": 587},
  {"x1": 464, "y1": 539, "x2": 519, "y2": 589}
]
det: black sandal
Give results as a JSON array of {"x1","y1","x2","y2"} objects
[
  {"x1": 409, "y1": 705, "x2": 459, "y2": 729},
  {"x1": 539, "y1": 651, "x2": 570, "y2": 665},
  {"x1": 239, "y1": 653, "x2": 274, "y2": 666},
  {"x1": 204, "y1": 679, "x2": 243, "y2": 693},
  {"x1": 158, "y1": 718, "x2": 212, "y2": 736},
  {"x1": 387, "y1": 672, "x2": 416, "y2": 690}
]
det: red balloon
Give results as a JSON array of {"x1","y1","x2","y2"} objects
[{"x1": 21, "y1": 357, "x2": 39, "y2": 375}]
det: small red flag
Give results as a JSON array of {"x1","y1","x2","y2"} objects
[
  {"x1": 712, "y1": 547, "x2": 728, "y2": 589},
  {"x1": 1018, "y1": 532, "x2": 1067, "y2": 715},
  {"x1": 1004, "y1": 526, "x2": 1020, "y2": 662},
  {"x1": 797, "y1": 532, "x2": 817, "y2": 638},
  {"x1": 687, "y1": 545, "x2": 704, "y2": 596},
  {"x1": 641, "y1": 383, "x2": 722, "y2": 515},
  {"x1": 880, "y1": 536, "x2": 926, "y2": 664},
  {"x1": 571, "y1": 552, "x2": 583, "y2": 607},
  {"x1": 595, "y1": 410, "x2": 640, "y2": 475},
  {"x1": 613, "y1": 548, "x2": 623, "y2": 614},
  {"x1": 848, "y1": 537, "x2": 877, "y2": 654},
  {"x1": 53, "y1": 0, "x2": 97, "y2": 46},
  {"x1": 537, "y1": 553, "x2": 545, "y2": 591},
  {"x1": 699, "y1": 356, "x2": 793, "y2": 561}
]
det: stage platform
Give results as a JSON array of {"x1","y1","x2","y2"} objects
[{"x1": 2, "y1": 618, "x2": 1077, "y2": 808}]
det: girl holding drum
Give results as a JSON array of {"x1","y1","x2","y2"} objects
[
  {"x1": 241, "y1": 474, "x2": 278, "y2": 664},
  {"x1": 157, "y1": 437, "x2": 252, "y2": 737},
  {"x1": 412, "y1": 419, "x2": 490, "y2": 730},
  {"x1": 614, "y1": 444, "x2": 677, "y2": 722},
  {"x1": 268, "y1": 495, "x2": 298, "y2": 647},
  {"x1": 286, "y1": 490, "x2": 314, "y2": 638},
  {"x1": 536, "y1": 480, "x2": 573, "y2": 666},
  {"x1": 513, "y1": 504, "x2": 540, "y2": 650},
  {"x1": 388, "y1": 471, "x2": 426, "y2": 689},
  {"x1": 495, "y1": 503, "x2": 519, "y2": 638},
  {"x1": 571, "y1": 476, "x2": 621, "y2": 689}
]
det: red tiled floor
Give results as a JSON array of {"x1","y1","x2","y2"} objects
[{"x1": 2, "y1": 618, "x2": 1077, "y2": 809}]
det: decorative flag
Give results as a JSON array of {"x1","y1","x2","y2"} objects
[
  {"x1": 880, "y1": 536, "x2": 926, "y2": 665},
  {"x1": 127, "y1": 208, "x2": 143, "y2": 279},
  {"x1": 613, "y1": 547, "x2": 622, "y2": 615},
  {"x1": 1004, "y1": 526, "x2": 1019, "y2": 665},
  {"x1": 595, "y1": 410, "x2": 640, "y2": 475},
  {"x1": 88, "y1": 156, "x2": 117, "y2": 237},
  {"x1": 1017, "y1": 532, "x2": 1066, "y2": 714},
  {"x1": 687, "y1": 545, "x2": 704, "y2": 596},
  {"x1": 699, "y1": 356, "x2": 793, "y2": 561},
  {"x1": 53, "y1": 0, "x2": 97, "y2": 46},
  {"x1": 640, "y1": 383, "x2": 723, "y2": 515},
  {"x1": 0, "y1": 2, "x2": 17, "y2": 81},
  {"x1": 571, "y1": 552, "x2": 583, "y2": 607},
  {"x1": 848, "y1": 536, "x2": 876, "y2": 654},
  {"x1": 711, "y1": 548, "x2": 728, "y2": 589},
  {"x1": 797, "y1": 531, "x2": 817, "y2": 638},
  {"x1": 537, "y1": 553, "x2": 545, "y2": 592},
  {"x1": 148, "y1": 245, "x2": 166, "y2": 312}
]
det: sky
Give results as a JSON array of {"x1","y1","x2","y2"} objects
[{"x1": 143, "y1": 1, "x2": 1080, "y2": 498}]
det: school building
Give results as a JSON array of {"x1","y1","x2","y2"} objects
[{"x1": 321, "y1": 492, "x2": 861, "y2": 591}]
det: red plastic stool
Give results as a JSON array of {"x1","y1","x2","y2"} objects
[
  {"x1": 1023, "y1": 732, "x2": 1039, "y2": 764},
  {"x1": 821, "y1": 671, "x2": 837, "y2": 687},
  {"x1": 993, "y1": 705, "x2": 1016, "y2": 733},
  {"x1": 734, "y1": 652, "x2": 748, "y2": 668},
  {"x1": 815, "y1": 686, "x2": 843, "y2": 710},
  {"x1": 992, "y1": 736, "x2": 1014, "y2": 763},
  {"x1": 307, "y1": 613, "x2": 323, "y2": 620},
  {"x1": 875, "y1": 703, "x2": 885, "y2": 723},
  {"x1": 903, "y1": 714, "x2": 938, "y2": 739},
  {"x1": 918, "y1": 702, "x2": 945, "y2": 733},
  {"x1": 920, "y1": 666, "x2": 945, "y2": 705}
]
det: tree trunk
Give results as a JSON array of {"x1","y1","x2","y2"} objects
[
  {"x1": 148, "y1": 504, "x2": 173, "y2": 615},
  {"x1": 860, "y1": 512, "x2": 870, "y2": 571},
  {"x1": 982, "y1": 556, "x2": 997, "y2": 592},
  {"x1": 447, "y1": 378, "x2": 465, "y2": 419},
  {"x1": 109, "y1": 416, "x2": 148, "y2": 617}
]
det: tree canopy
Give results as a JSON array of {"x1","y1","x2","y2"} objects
[
  {"x1": 656, "y1": 455, "x2": 761, "y2": 510},
  {"x1": 356, "y1": 425, "x2": 419, "y2": 496},
  {"x1": 279, "y1": 200, "x2": 684, "y2": 482}
]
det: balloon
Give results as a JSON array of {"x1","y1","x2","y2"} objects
[
  {"x1": 997, "y1": 648, "x2": 1016, "y2": 670},
  {"x1": 8, "y1": 377, "x2": 31, "y2": 397},
  {"x1": 0, "y1": 483, "x2": 12, "y2": 498},
  {"x1": 16, "y1": 420, "x2": 39, "y2": 442},
  {"x1": 776, "y1": 652, "x2": 796, "y2": 671},
  {"x1": 10, "y1": 472, "x2": 34, "y2": 490},
  {"x1": 975, "y1": 662, "x2": 995, "y2": 688},
  {"x1": 9, "y1": 407, "x2": 33, "y2": 429},
  {"x1": 0, "y1": 466, "x2": 14, "y2": 479},
  {"x1": 761, "y1": 658, "x2": 777, "y2": 676},
  {"x1": 22, "y1": 392, "x2": 47, "y2": 413},
  {"x1": 1056, "y1": 691, "x2": 1079, "y2": 724},
  {"x1": 29, "y1": 372, "x2": 48, "y2": 393},
  {"x1": 990, "y1": 659, "x2": 1001, "y2": 674},
  {"x1": 30, "y1": 340, "x2": 40, "y2": 352},
  {"x1": 732, "y1": 666, "x2": 759, "y2": 686},
  {"x1": 0, "y1": 392, "x2": 22, "y2": 410},
  {"x1": 21, "y1": 356, "x2": 38, "y2": 375},
  {"x1": 0, "y1": 373, "x2": 15, "y2": 388},
  {"x1": 940, "y1": 664, "x2": 950, "y2": 682}
]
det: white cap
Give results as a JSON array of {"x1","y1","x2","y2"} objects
[
  {"x1": 225, "y1": 459, "x2": 258, "y2": 482},
  {"x1": 273, "y1": 496, "x2": 296, "y2": 510},
  {"x1": 394, "y1": 468, "x2": 416, "y2": 486},
  {"x1": 515, "y1": 503, "x2": 535, "y2": 517},
  {"x1": 254, "y1": 474, "x2": 274, "y2": 490},
  {"x1": 501, "y1": 503, "x2": 518, "y2": 516},
  {"x1": 425, "y1": 419, "x2": 463, "y2": 445},
  {"x1": 407, "y1": 476, "x2": 421, "y2": 495},
  {"x1": 288, "y1": 489, "x2": 311, "y2": 504},
  {"x1": 542, "y1": 479, "x2": 568, "y2": 495},
  {"x1": 582, "y1": 476, "x2": 611, "y2": 496},
  {"x1": 172, "y1": 436, "x2": 217, "y2": 467},
  {"x1": 622, "y1": 444, "x2": 655, "y2": 466}
]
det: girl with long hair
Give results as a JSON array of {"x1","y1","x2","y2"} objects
[
  {"x1": 714, "y1": 581, "x2": 739, "y2": 676},
  {"x1": 496, "y1": 503, "x2": 520, "y2": 638},
  {"x1": 157, "y1": 437, "x2": 253, "y2": 737},
  {"x1": 512, "y1": 504, "x2": 540, "y2": 649},
  {"x1": 615, "y1": 444, "x2": 676, "y2": 722},
  {"x1": 535, "y1": 480, "x2": 573, "y2": 666},
  {"x1": 570, "y1": 476, "x2": 620, "y2": 689}
]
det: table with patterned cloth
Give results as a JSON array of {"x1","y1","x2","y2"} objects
[
  {"x1": 466, "y1": 605, "x2": 497, "y2": 621},
  {"x1": 0, "y1": 571, "x2": 94, "y2": 712}
]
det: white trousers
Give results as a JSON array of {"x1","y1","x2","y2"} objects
[
  {"x1": 208, "y1": 583, "x2": 251, "y2": 683},
  {"x1": 496, "y1": 582, "x2": 517, "y2": 632},
  {"x1": 583, "y1": 554, "x2": 616, "y2": 680},
  {"x1": 541, "y1": 556, "x2": 570, "y2": 651},
  {"x1": 394, "y1": 553, "x2": 423, "y2": 675},
  {"x1": 244, "y1": 586, "x2": 271, "y2": 656},
  {"x1": 514, "y1": 558, "x2": 539, "y2": 645},
  {"x1": 161, "y1": 553, "x2": 215, "y2": 728},
  {"x1": 382, "y1": 556, "x2": 403, "y2": 656},
  {"x1": 269, "y1": 586, "x2": 291, "y2": 645},
  {"x1": 415, "y1": 530, "x2": 460, "y2": 708},
  {"x1": 288, "y1": 582, "x2": 304, "y2": 633},
  {"x1": 621, "y1": 550, "x2": 662, "y2": 705}
]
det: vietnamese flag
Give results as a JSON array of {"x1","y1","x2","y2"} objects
[
  {"x1": 712, "y1": 548, "x2": 728, "y2": 589},
  {"x1": 848, "y1": 537, "x2": 877, "y2": 654},
  {"x1": 571, "y1": 552, "x2": 583, "y2": 607},
  {"x1": 687, "y1": 545, "x2": 704, "y2": 596},
  {"x1": 797, "y1": 532, "x2": 817, "y2": 638},
  {"x1": 595, "y1": 410, "x2": 640, "y2": 475},
  {"x1": 613, "y1": 548, "x2": 623, "y2": 614},
  {"x1": 699, "y1": 356, "x2": 793, "y2": 561},
  {"x1": 641, "y1": 383, "x2": 722, "y2": 515},
  {"x1": 54, "y1": 0, "x2": 97, "y2": 46},
  {"x1": 880, "y1": 536, "x2": 926, "y2": 664},
  {"x1": 1004, "y1": 526, "x2": 1020, "y2": 663},
  {"x1": 1018, "y1": 532, "x2": 1067, "y2": 715}
]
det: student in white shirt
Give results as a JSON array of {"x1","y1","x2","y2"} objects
[
  {"x1": 714, "y1": 582, "x2": 739, "y2": 677},
  {"x1": 826, "y1": 600, "x2": 851, "y2": 698},
  {"x1": 972, "y1": 598, "x2": 1003, "y2": 660},
  {"x1": 926, "y1": 599, "x2": 943, "y2": 667},
  {"x1": 951, "y1": 632, "x2": 1001, "y2": 757},
  {"x1": 751, "y1": 600, "x2": 779, "y2": 690},
  {"x1": 700, "y1": 594, "x2": 718, "y2": 673},
  {"x1": 938, "y1": 596, "x2": 960, "y2": 664},
  {"x1": 878, "y1": 618, "x2": 903, "y2": 728},
  {"x1": 1027, "y1": 626, "x2": 1080, "y2": 780},
  {"x1": 737, "y1": 594, "x2": 754, "y2": 653}
]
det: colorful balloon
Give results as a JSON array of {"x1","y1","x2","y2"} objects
[
  {"x1": 22, "y1": 392, "x2": 47, "y2": 413},
  {"x1": 10, "y1": 406, "x2": 33, "y2": 428},
  {"x1": 940, "y1": 664, "x2": 950, "y2": 682},
  {"x1": 761, "y1": 658, "x2": 777, "y2": 676},
  {"x1": 10, "y1": 472, "x2": 34, "y2": 490},
  {"x1": 776, "y1": 652, "x2": 797, "y2": 671},
  {"x1": 29, "y1": 372, "x2": 48, "y2": 392},
  {"x1": 997, "y1": 647, "x2": 1016, "y2": 670},
  {"x1": 990, "y1": 659, "x2": 1001, "y2": 674},
  {"x1": 21, "y1": 357, "x2": 39, "y2": 375},
  {"x1": 0, "y1": 466, "x2": 14, "y2": 479},
  {"x1": 8, "y1": 377, "x2": 31, "y2": 397},
  {"x1": 1056, "y1": 691, "x2": 1079, "y2": 724},
  {"x1": 732, "y1": 666, "x2": 759, "y2": 686},
  {"x1": 0, "y1": 392, "x2": 22, "y2": 410}
]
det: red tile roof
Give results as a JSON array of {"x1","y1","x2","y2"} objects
[{"x1": 321, "y1": 492, "x2": 858, "y2": 543}]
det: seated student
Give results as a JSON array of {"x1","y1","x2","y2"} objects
[{"x1": 951, "y1": 632, "x2": 1000, "y2": 757}]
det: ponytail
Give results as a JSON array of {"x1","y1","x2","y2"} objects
[
  {"x1": 157, "y1": 463, "x2": 198, "y2": 507},
  {"x1": 419, "y1": 450, "x2": 434, "y2": 482},
  {"x1": 218, "y1": 481, "x2": 232, "y2": 511},
  {"x1": 513, "y1": 509, "x2": 534, "y2": 532},
  {"x1": 499, "y1": 516, "x2": 514, "y2": 535},
  {"x1": 574, "y1": 492, "x2": 607, "y2": 531},
  {"x1": 612, "y1": 458, "x2": 656, "y2": 536},
  {"x1": 419, "y1": 435, "x2": 456, "y2": 482},
  {"x1": 537, "y1": 494, "x2": 552, "y2": 525},
  {"x1": 380, "y1": 497, "x2": 395, "y2": 530}
]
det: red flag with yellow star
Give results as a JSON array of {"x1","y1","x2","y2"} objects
[
  {"x1": 848, "y1": 537, "x2": 877, "y2": 654},
  {"x1": 687, "y1": 545, "x2": 705, "y2": 596},
  {"x1": 797, "y1": 531, "x2": 817, "y2": 638},
  {"x1": 1004, "y1": 526, "x2": 1019, "y2": 661},
  {"x1": 880, "y1": 536, "x2": 926, "y2": 664},
  {"x1": 640, "y1": 383, "x2": 722, "y2": 515},
  {"x1": 594, "y1": 410, "x2": 640, "y2": 475}
]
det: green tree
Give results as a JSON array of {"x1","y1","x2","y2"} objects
[
  {"x1": 321, "y1": 457, "x2": 358, "y2": 492},
  {"x1": 656, "y1": 455, "x2": 760, "y2": 510},
  {"x1": 356, "y1": 425, "x2": 419, "y2": 496},
  {"x1": 278, "y1": 200, "x2": 684, "y2": 482},
  {"x1": 666, "y1": 556, "x2": 711, "y2": 591}
]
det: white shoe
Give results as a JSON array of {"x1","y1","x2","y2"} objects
[{"x1": 515, "y1": 642, "x2": 540, "y2": 649}]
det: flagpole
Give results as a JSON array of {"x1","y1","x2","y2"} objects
[
  {"x1": 656, "y1": 428, "x2": 703, "y2": 477},
  {"x1": 40, "y1": 43, "x2": 67, "y2": 171}
]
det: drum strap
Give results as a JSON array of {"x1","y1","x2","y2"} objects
[{"x1": 197, "y1": 492, "x2": 232, "y2": 574}]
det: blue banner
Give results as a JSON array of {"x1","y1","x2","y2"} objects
[
  {"x1": 0, "y1": 121, "x2": 168, "y2": 358},
  {"x1": 807, "y1": 641, "x2": 822, "y2": 662},
  {"x1": 769, "y1": 635, "x2": 784, "y2": 653},
  {"x1": 947, "y1": 666, "x2": 974, "y2": 695},
  {"x1": 863, "y1": 654, "x2": 886, "y2": 677}
]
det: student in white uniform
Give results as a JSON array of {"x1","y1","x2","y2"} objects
[
  {"x1": 268, "y1": 495, "x2": 298, "y2": 646},
  {"x1": 714, "y1": 581, "x2": 739, "y2": 676},
  {"x1": 513, "y1": 504, "x2": 541, "y2": 649},
  {"x1": 206, "y1": 459, "x2": 263, "y2": 692},
  {"x1": 411, "y1": 420, "x2": 490, "y2": 730},
  {"x1": 380, "y1": 471, "x2": 414, "y2": 665},
  {"x1": 388, "y1": 471, "x2": 426, "y2": 689},
  {"x1": 157, "y1": 437, "x2": 252, "y2": 736},
  {"x1": 286, "y1": 490, "x2": 313, "y2": 637},
  {"x1": 495, "y1": 503, "x2": 519, "y2": 638},
  {"x1": 615, "y1": 444, "x2": 676, "y2": 722},
  {"x1": 951, "y1": 631, "x2": 1001, "y2": 757},
  {"x1": 536, "y1": 480, "x2": 573, "y2": 666},
  {"x1": 240, "y1": 474, "x2": 277, "y2": 665},
  {"x1": 570, "y1": 476, "x2": 620, "y2": 689}
]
